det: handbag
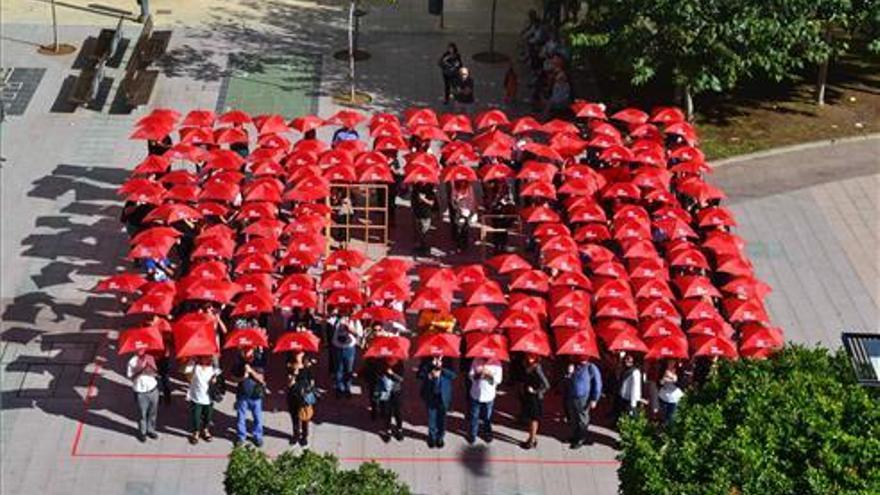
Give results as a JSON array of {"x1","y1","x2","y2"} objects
[{"x1": 298, "y1": 405, "x2": 315, "y2": 422}]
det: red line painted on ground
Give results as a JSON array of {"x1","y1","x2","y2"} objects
[{"x1": 69, "y1": 337, "x2": 619, "y2": 467}]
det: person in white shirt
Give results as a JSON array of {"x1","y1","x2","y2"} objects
[
  {"x1": 617, "y1": 353, "x2": 644, "y2": 418},
  {"x1": 656, "y1": 360, "x2": 685, "y2": 426},
  {"x1": 184, "y1": 355, "x2": 220, "y2": 444},
  {"x1": 127, "y1": 349, "x2": 159, "y2": 441},
  {"x1": 467, "y1": 357, "x2": 503, "y2": 443}
]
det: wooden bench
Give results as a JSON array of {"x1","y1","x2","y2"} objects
[
  {"x1": 119, "y1": 15, "x2": 170, "y2": 108},
  {"x1": 94, "y1": 16, "x2": 125, "y2": 62},
  {"x1": 70, "y1": 60, "x2": 105, "y2": 106}
]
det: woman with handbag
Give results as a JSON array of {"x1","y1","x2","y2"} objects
[
  {"x1": 184, "y1": 355, "x2": 220, "y2": 444},
  {"x1": 519, "y1": 353, "x2": 550, "y2": 449},
  {"x1": 287, "y1": 351, "x2": 317, "y2": 447}
]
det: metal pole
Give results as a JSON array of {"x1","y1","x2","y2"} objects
[
  {"x1": 51, "y1": 0, "x2": 59, "y2": 52},
  {"x1": 349, "y1": 0, "x2": 355, "y2": 101},
  {"x1": 489, "y1": 0, "x2": 497, "y2": 55}
]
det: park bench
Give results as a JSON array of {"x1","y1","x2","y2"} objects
[
  {"x1": 94, "y1": 16, "x2": 125, "y2": 63},
  {"x1": 119, "y1": 15, "x2": 171, "y2": 108},
  {"x1": 68, "y1": 16, "x2": 124, "y2": 107}
]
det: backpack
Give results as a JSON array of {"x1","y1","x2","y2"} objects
[{"x1": 209, "y1": 374, "x2": 226, "y2": 403}]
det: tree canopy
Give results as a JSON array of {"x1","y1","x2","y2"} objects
[{"x1": 617, "y1": 346, "x2": 880, "y2": 495}]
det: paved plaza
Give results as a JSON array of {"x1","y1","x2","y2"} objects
[{"x1": 1, "y1": 1, "x2": 878, "y2": 494}]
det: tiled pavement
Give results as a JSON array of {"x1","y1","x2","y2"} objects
[{"x1": 1, "y1": 2, "x2": 879, "y2": 494}]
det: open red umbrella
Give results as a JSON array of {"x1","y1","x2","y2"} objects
[
  {"x1": 520, "y1": 180, "x2": 557, "y2": 200},
  {"x1": 540, "y1": 119, "x2": 579, "y2": 135},
  {"x1": 463, "y1": 280, "x2": 506, "y2": 306},
  {"x1": 438, "y1": 164, "x2": 476, "y2": 183},
  {"x1": 175, "y1": 324, "x2": 219, "y2": 358},
  {"x1": 223, "y1": 328, "x2": 269, "y2": 349},
  {"x1": 702, "y1": 231, "x2": 745, "y2": 257},
  {"x1": 534, "y1": 222, "x2": 571, "y2": 240},
  {"x1": 509, "y1": 269, "x2": 550, "y2": 293},
  {"x1": 276, "y1": 274, "x2": 314, "y2": 295},
  {"x1": 403, "y1": 164, "x2": 440, "y2": 184},
  {"x1": 509, "y1": 293, "x2": 548, "y2": 317},
  {"x1": 435, "y1": 114, "x2": 470, "y2": 134},
  {"x1": 572, "y1": 100, "x2": 607, "y2": 119},
  {"x1": 130, "y1": 123, "x2": 172, "y2": 141},
  {"x1": 675, "y1": 276, "x2": 722, "y2": 299},
  {"x1": 364, "y1": 335, "x2": 410, "y2": 360},
  {"x1": 274, "y1": 331, "x2": 320, "y2": 353},
  {"x1": 231, "y1": 292, "x2": 273, "y2": 316},
  {"x1": 474, "y1": 109, "x2": 510, "y2": 129},
  {"x1": 277, "y1": 289, "x2": 318, "y2": 310},
  {"x1": 690, "y1": 335, "x2": 738, "y2": 359},
  {"x1": 639, "y1": 319, "x2": 685, "y2": 340},
  {"x1": 611, "y1": 107, "x2": 649, "y2": 125},
  {"x1": 253, "y1": 114, "x2": 290, "y2": 135},
  {"x1": 180, "y1": 109, "x2": 215, "y2": 128},
  {"x1": 94, "y1": 273, "x2": 148, "y2": 293},
  {"x1": 136, "y1": 108, "x2": 179, "y2": 128},
  {"x1": 413, "y1": 332, "x2": 460, "y2": 358},
  {"x1": 540, "y1": 234, "x2": 578, "y2": 256},
  {"x1": 687, "y1": 318, "x2": 734, "y2": 338},
  {"x1": 739, "y1": 325, "x2": 784, "y2": 357},
  {"x1": 554, "y1": 328, "x2": 599, "y2": 358},
  {"x1": 181, "y1": 279, "x2": 239, "y2": 304},
  {"x1": 544, "y1": 251, "x2": 582, "y2": 273},
  {"x1": 639, "y1": 299, "x2": 681, "y2": 323},
  {"x1": 144, "y1": 203, "x2": 203, "y2": 224},
  {"x1": 418, "y1": 267, "x2": 459, "y2": 293},
  {"x1": 678, "y1": 178, "x2": 725, "y2": 205},
  {"x1": 697, "y1": 206, "x2": 737, "y2": 228},
  {"x1": 603, "y1": 327, "x2": 648, "y2": 353},
  {"x1": 323, "y1": 248, "x2": 366, "y2": 270},
  {"x1": 724, "y1": 298, "x2": 770, "y2": 324},
  {"x1": 403, "y1": 107, "x2": 439, "y2": 129},
  {"x1": 327, "y1": 289, "x2": 364, "y2": 307},
  {"x1": 354, "y1": 306, "x2": 404, "y2": 323},
  {"x1": 368, "y1": 279, "x2": 411, "y2": 303},
  {"x1": 186, "y1": 260, "x2": 229, "y2": 281},
  {"x1": 454, "y1": 264, "x2": 487, "y2": 286},
  {"x1": 550, "y1": 307, "x2": 589, "y2": 329},
  {"x1": 721, "y1": 277, "x2": 772, "y2": 300},
  {"x1": 289, "y1": 115, "x2": 325, "y2": 133},
  {"x1": 453, "y1": 305, "x2": 499, "y2": 332},
  {"x1": 409, "y1": 287, "x2": 452, "y2": 312},
  {"x1": 132, "y1": 155, "x2": 171, "y2": 175},
  {"x1": 645, "y1": 335, "x2": 689, "y2": 360},
  {"x1": 320, "y1": 270, "x2": 359, "y2": 292},
  {"x1": 285, "y1": 175, "x2": 330, "y2": 202},
  {"x1": 522, "y1": 143, "x2": 563, "y2": 162},
  {"x1": 668, "y1": 248, "x2": 709, "y2": 270},
  {"x1": 508, "y1": 328, "x2": 551, "y2": 356},
  {"x1": 236, "y1": 273, "x2": 274, "y2": 294},
  {"x1": 413, "y1": 125, "x2": 451, "y2": 142},
  {"x1": 465, "y1": 332, "x2": 509, "y2": 361},
  {"x1": 127, "y1": 291, "x2": 174, "y2": 316},
  {"x1": 118, "y1": 325, "x2": 165, "y2": 354},
  {"x1": 650, "y1": 107, "x2": 685, "y2": 124},
  {"x1": 633, "y1": 278, "x2": 674, "y2": 300},
  {"x1": 218, "y1": 109, "x2": 251, "y2": 125},
  {"x1": 550, "y1": 271, "x2": 592, "y2": 290},
  {"x1": 486, "y1": 253, "x2": 531, "y2": 274},
  {"x1": 371, "y1": 122, "x2": 403, "y2": 140},
  {"x1": 128, "y1": 236, "x2": 177, "y2": 260},
  {"x1": 328, "y1": 109, "x2": 366, "y2": 128},
  {"x1": 498, "y1": 309, "x2": 540, "y2": 331}
]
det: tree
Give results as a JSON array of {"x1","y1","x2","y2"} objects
[
  {"x1": 617, "y1": 346, "x2": 880, "y2": 495},
  {"x1": 340, "y1": 0, "x2": 397, "y2": 103},
  {"x1": 224, "y1": 447, "x2": 412, "y2": 495}
]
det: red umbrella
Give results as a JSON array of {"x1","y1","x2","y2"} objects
[
  {"x1": 131, "y1": 227, "x2": 182, "y2": 247},
  {"x1": 368, "y1": 280, "x2": 411, "y2": 303},
  {"x1": 556, "y1": 178, "x2": 597, "y2": 197},
  {"x1": 603, "y1": 327, "x2": 648, "y2": 353},
  {"x1": 465, "y1": 332, "x2": 509, "y2": 361},
  {"x1": 675, "y1": 276, "x2": 721, "y2": 299},
  {"x1": 274, "y1": 331, "x2": 321, "y2": 353},
  {"x1": 687, "y1": 319, "x2": 734, "y2": 338},
  {"x1": 645, "y1": 335, "x2": 689, "y2": 360},
  {"x1": 181, "y1": 109, "x2": 215, "y2": 127},
  {"x1": 520, "y1": 180, "x2": 556, "y2": 200},
  {"x1": 318, "y1": 270, "x2": 358, "y2": 292},
  {"x1": 463, "y1": 280, "x2": 507, "y2": 306},
  {"x1": 277, "y1": 274, "x2": 315, "y2": 294},
  {"x1": 236, "y1": 273, "x2": 274, "y2": 294},
  {"x1": 550, "y1": 132, "x2": 590, "y2": 157},
  {"x1": 650, "y1": 107, "x2": 685, "y2": 124},
  {"x1": 534, "y1": 222, "x2": 571, "y2": 239},
  {"x1": 413, "y1": 125, "x2": 450, "y2": 142},
  {"x1": 127, "y1": 291, "x2": 174, "y2": 316},
  {"x1": 277, "y1": 289, "x2": 318, "y2": 309},
  {"x1": 739, "y1": 326, "x2": 783, "y2": 357},
  {"x1": 354, "y1": 306, "x2": 404, "y2": 323},
  {"x1": 697, "y1": 207, "x2": 737, "y2": 228},
  {"x1": 118, "y1": 325, "x2": 165, "y2": 354},
  {"x1": 592, "y1": 259, "x2": 627, "y2": 279},
  {"x1": 128, "y1": 236, "x2": 177, "y2": 260},
  {"x1": 702, "y1": 231, "x2": 745, "y2": 257},
  {"x1": 509, "y1": 293, "x2": 548, "y2": 317},
  {"x1": 486, "y1": 253, "x2": 531, "y2": 274},
  {"x1": 509, "y1": 269, "x2": 550, "y2": 293},
  {"x1": 554, "y1": 328, "x2": 599, "y2": 358},
  {"x1": 480, "y1": 140, "x2": 513, "y2": 160},
  {"x1": 159, "y1": 170, "x2": 198, "y2": 186},
  {"x1": 130, "y1": 123, "x2": 171, "y2": 141},
  {"x1": 498, "y1": 309, "x2": 540, "y2": 331},
  {"x1": 231, "y1": 292, "x2": 273, "y2": 316},
  {"x1": 354, "y1": 151, "x2": 389, "y2": 169},
  {"x1": 445, "y1": 145, "x2": 480, "y2": 165},
  {"x1": 285, "y1": 175, "x2": 330, "y2": 202},
  {"x1": 629, "y1": 124, "x2": 662, "y2": 142},
  {"x1": 665, "y1": 122, "x2": 697, "y2": 144},
  {"x1": 290, "y1": 115, "x2": 325, "y2": 133},
  {"x1": 413, "y1": 332, "x2": 460, "y2": 358},
  {"x1": 374, "y1": 135, "x2": 408, "y2": 151},
  {"x1": 240, "y1": 218, "x2": 283, "y2": 239},
  {"x1": 550, "y1": 308, "x2": 589, "y2": 329},
  {"x1": 550, "y1": 271, "x2": 592, "y2": 290},
  {"x1": 328, "y1": 109, "x2": 366, "y2": 128},
  {"x1": 404, "y1": 108, "x2": 439, "y2": 129},
  {"x1": 510, "y1": 116, "x2": 542, "y2": 134},
  {"x1": 540, "y1": 119, "x2": 579, "y2": 135},
  {"x1": 724, "y1": 298, "x2": 770, "y2": 324},
  {"x1": 164, "y1": 184, "x2": 200, "y2": 203},
  {"x1": 550, "y1": 287, "x2": 592, "y2": 309},
  {"x1": 592, "y1": 279, "x2": 631, "y2": 300},
  {"x1": 455, "y1": 264, "x2": 488, "y2": 286},
  {"x1": 438, "y1": 164, "x2": 476, "y2": 183},
  {"x1": 186, "y1": 260, "x2": 229, "y2": 281},
  {"x1": 136, "y1": 109, "x2": 178, "y2": 128},
  {"x1": 94, "y1": 273, "x2": 148, "y2": 293},
  {"x1": 595, "y1": 298, "x2": 638, "y2": 321},
  {"x1": 508, "y1": 328, "x2": 551, "y2": 356},
  {"x1": 573, "y1": 224, "x2": 611, "y2": 243},
  {"x1": 475, "y1": 163, "x2": 511, "y2": 183},
  {"x1": 165, "y1": 143, "x2": 210, "y2": 163},
  {"x1": 634, "y1": 278, "x2": 675, "y2": 300},
  {"x1": 690, "y1": 335, "x2": 738, "y2": 359},
  {"x1": 132, "y1": 155, "x2": 171, "y2": 175},
  {"x1": 323, "y1": 248, "x2": 365, "y2": 269},
  {"x1": 119, "y1": 178, "x2": 164, "y2": 197},
  {"x1": 602, "y1": 182, "x2": 641, "y2": 202},
  {"x1": 371, "y1": 122, "x2": 403, "y2": 139},
  {"x1": 366, "y1": 257, "x2": 414, "y2": 278},
  {"x1": 474, "y1": 109, "x2": 510, "y2": 129},
  {"x1": 639, "y1": 299, "x2": 681, "y2": 323},
  {"x1": 181, "y1": 279, "x2": 239, "y2": 304},
  {"x1": 144, "y1": 203, "x2": 203, "y2": 224},
  {"x1": 721, "y1": 277, "x2": 772, "y2": 300},
  {"x1": 522, "y1": 143, "x2": 563, "y2": 162},
  {"x1": 409, "y1": 287, "x2": 453, "y2": 312},
  {"x1": 670, "y1": 159, "x2": 711, "y2": 175},
  {"x1": 453, "y1": 305, "x2": 499, "y2": 332},
  {"x1": 639, "y1": 319, "x2": 685, "y2": 340},
  {"x1": 678, "y1": 178, "x2": 725, "y2": 205},
  {"x1": 223, "y1": 328, "x2": 269, "y2": 349},
  {"x1": 364, "y1": 335, "x2": 410, "y2": 360},
  {"x1": 418, "y1": 267, "x2": 459, "y2": 293},
  {"x1": 357, "y1": 163, "x2": 394, "y2": 183},
  {"x1": 544, "y1": 252, "x2": 582, "y2": 273},
  {"x1": 218, "y1": 109, "x2": 252, "y2": 125},
  {"x1": 243, "y1": 181, "x2": 283, "y2": 204},
  {"x1": 567, "y1": 203, "x2": 606, "y2": 224},
  {"x1": 254, "y1": 114, "x2": 290, "y2": 135},
  {"x1": 668, "y1": 248, "x2": 709, "y2": 270},
  {"x1": 403, "y1": 165, "x2": 439, "y2": 184},
  {"x1": 572, "y1": 100, "x2": 607, "y2": 119},
  {"x1": 517, "y1": 161, "x2": 558, "y2": 182},
  {"x1": 327, "y1": 289, "x2": 364, "y2": 307},
  {"x1": 580, "y1": 244, "x2": 616, "y2": 264},
  {"x1": 175, "y1": 324, "x2": 219, "y2": 358},
  {"x1": 190, "y1": 236, "x2": 234, "y2": 260},
  {"x1": 611, "y1": 107, "x2": 649, "y2": 125}
]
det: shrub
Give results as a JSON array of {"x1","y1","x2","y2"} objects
[{"x1": 618, "y1": 346, "x2": 880, "y2": 495}]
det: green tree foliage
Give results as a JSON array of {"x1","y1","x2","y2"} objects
[
  {"x1": 617, "y1": 346, "x2": 880, "y2": 495},
  {"x1": 224, "y1": 448, "x2": 412, "y2": 495}
]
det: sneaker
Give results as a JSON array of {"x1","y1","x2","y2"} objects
[
  {"x1": 299, "y1": 437, "x2": 309, "y2": 448},
  {"x1": 393, "y1": 429, "x2": 404, "y2": 442},
  {"x1": 569, "y1": 439, "x2": 584, "y2": 450},
  {"x1": 437, "y1": 438, "x2": 445, "y2": 448},
  {"x1": 253, "y1": 438, "x2": 264, "y2": 448},
  {"x1": 146, "y1": 431, "x2": 159, "y2": 440},
  {"x1": 427, "y1": 438, "x2": 436, "y2": 449},
  {"x1": 137, "y1": 433, "x2": 147, "y2": 443},
  {"x1": 188, "y1": 435, "x2": 198, "y2": 445}
]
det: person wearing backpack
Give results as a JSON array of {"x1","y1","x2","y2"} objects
[
  {"x1": 184, "y1": 355, "x2": 220, "y2": 444},
  {"x1": 286, "y1": 351, "x2": 317, "y2": 447},
  {"x1": 563, "y1": 356, "x2": 602, "y2": 449},
  {"x1": 231, "y1": 347, "x2": 267, "y2": 447}
]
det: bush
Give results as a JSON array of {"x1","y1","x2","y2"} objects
[
  {"x1": 224, "y1": 447, "x2": 411, "y2": 495},
  {"x1": 618, "y1": 346, "x2": 880, "y2": 495}
]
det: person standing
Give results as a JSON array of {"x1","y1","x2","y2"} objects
[
  {"x1": 417, "y1": 356, "x2": 456, "y2": 448},
  {"x1": 287, "y1": 352, "x2": 317, "y2": 447},
  {"x1": 331, "y1": 315, "x2": 363, "y2": 398},
  {"x1": 453, "y1": 67, "x2": 475, "y2": 111},
  {"x1": 438, "y1": 43, "x2": 463, "y2": 104},
  {"x1": 449, "y1": 180, "x2": 477, "y2": 253},
  {"x1": 467, "y1": 357, "x2": 503, "y2": 444},
  {"x1": 657, "y1": 360, "x2": 684, "y2": 426},
  {"x1": 563, "y1": 357, "x2": 602, "y2": 449},
  {"x1": 519, "y1": 354, "x2": 550, "y2": 449},
  {"x1": 232, "y1": 347, "x2": 266, "y2": 447},
  {"x1": 411, "y1": 183, "x2": 436, "y2": 255},
  {"x1": 373, "y1": 358, "x2": 405, "y2": 442},
  {"x1": 617, "y1": 353, "x2": 644, "y2": 419},
  {"x1": 127, "y1": 349, "x2": 159, "y2": 442},
  {"x1": 184, "y1": 355, "x2": 220, "y2": 444}
]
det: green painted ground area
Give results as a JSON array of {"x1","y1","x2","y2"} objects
[{"x1": 219, "y1": 54, "x2": 321, "y2": 117}]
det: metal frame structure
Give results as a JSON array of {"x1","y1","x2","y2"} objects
[
  {"x1": 479, "y1": 213, "x2": 524, "y2": 258},
  {"x1": 327, "y1": 183, "x2": 389, "y2": 259},
  {"x1": 841, "y1": 332, "x2": 880, "y2": 387}
]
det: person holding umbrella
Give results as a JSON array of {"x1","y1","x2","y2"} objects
[
  {"x1": 184, "y1": 355, "x2": 220, "y2": 444},
  {"x1": 519, "y1": 353, "x2": 550, "y2": 449},
  {"x1": 372, "y1": 357, "x2": 405, "y2": 442},
  {"x1": 231, "y1": 347, "x2": 267, "y2": 447},
  {"x1": 417, "y1": 356, "x2": 456, "y2": 448},
  {"x1": 126, "y1": 348, "x2": 160, "y2": 442},
  {"x1": 563, "y1": 357, "x2": 602, "y2": 449},
  {"x1": 286, "y1": 351, "x2": 317, "y2": 446},
  {"x1": 467, "y1": 356, "x2": 504, "y2": 444}
]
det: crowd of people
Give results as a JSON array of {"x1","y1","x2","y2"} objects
[{"x1": 109, "y1": 99, "x2": 783, "y2": 454}]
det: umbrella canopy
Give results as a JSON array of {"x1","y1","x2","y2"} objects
[
  {"x1": 498, "y1": 309, "x2": 541, "y2": 331},
  {"x1": 572, "y1": 100, "x2": 607, "y2": 119},
  {"x1": 278, "y1": 273, "x2": 315, "y2": 294},
  {"x1": 231, "y1": 292, "x2": 273, "y2": 316},
  {"x1": 175, "y1": 324, "x2": 219, "y2": 358},
  {"x1": 180, "y1": 279, "x2": 239, "y2": 304},
  {"x1": 611, "y1": 107, "x2": 649, "y2": 125},
  {"x1": 218, "y1": 109, "x2": 252, "y2": 125},
  {"x1": 418, "y1": 266, "x2": 459, "y2": 293},
  {"x1": 645, "y1": 335, "x2": 689, "y2": 360},
  {"x1": 127, "y1": 291, "x2": 174, "y2": 316},
  {"x1": 474, "y1": 109, "x2": 510, "y2": 129},
  {"x1": 328, "y1": 109, "x2": 366, "y2": 128},
  {"x1": 486, "y1": 253, "x2": 531, "y2": 274},
  {"x1": 441, "y1": 164, "x2": 478, "y2": 183},
  {"x1": 320, "y1": 270, "x2": 359, "y2": 292},
  {"x1": 522, "y1": 143, "x2": 563, "y2": 162},
  {"x1": 602, "y1": 327, "x2": 648, "y2": 353},
  {"x1": 739, "y1": 326, "x2": 784, "y2": 357},
  {"x1": 327, "y1": 288, "x2": 364, "y2": 307},
  {"x1": 94, "y1": 273, "x2": 148, "y2": 293},
  {"x1": 508, "y1": 328, "x2": 551, "y2": 356},
  {"x1": 690, "y1": 335, "x2": 738, "y2": 359},
  {"x1": 223, "y1": 328, "x2": 269, "y2": 349},
  {"x1": 143, "y1": 203, "x2": 203, "y2": 224},
  {"x1": 403, "y1": 164, "x2": 440, "y2": 184},
  {"x1": 277, "y1": 289, "x2": 319, "y2": 310},
  {"x1": 273, "y1": 331, "x2": 321, "y2": 353},
  {"x1": 554, "y1": 328, "x2": 599, "y2": 358},
  {"x1": 509, "y1": 269, "x2": 550, "y2": 293},
  {"x1": 326, "y1": 248, "x2": 368, "y2": 269},
  {"x1": 413, "y1": 332, "x2": 461, "y2": 358},
  {"x1": 118, "y1": 325, "x2": 165, "y2": 354},
  {"x1": 453, "y1": 305, "x2": 499, "y2": 332},
  {"x1": 364, "y1": 335, "x2": 411, "y2": 360},
  {"x1": 353, "y1": 306, "x2": 404, "y2": 323},
  {"x1": 465, "y1": 332, "x2": 509, "y2": 361},
  {"x1": 409, "y1": 287, "x2": 453, "y2": 312},
  {"x1": 510, "y1": 116, "x2": 543, "y2": 134},
  {"x1": 463, "y1": 280, "x2": 506, "y2": 306}
]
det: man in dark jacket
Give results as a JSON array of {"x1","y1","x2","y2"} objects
[
  {"x1": 417, "y1": 356, "x2": 456, "y2": 448},
  {"x1": 563, "y1": 357, "x2": 602, "y2": 449}
]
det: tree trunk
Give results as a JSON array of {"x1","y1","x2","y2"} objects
[
  {"x1": 348, "y1": 0, "x2": 356, "y2": 101},
  {"x1": 489, "y1": 0, "x2": 497, "y2": 55},
  {"x1": 815, "y1": 27, "x2": 833, "y2": 106},
  {"x1": 51, "y1": 0, "x2": 59, "y2": 52},
  {"x1": 684, "y1": 85, "x2": 694, "y2": 121}
]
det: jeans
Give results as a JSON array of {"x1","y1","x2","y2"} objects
[
  {"x1": 134, "y1": 387, "x2": 159, "y2": 436},
  {"x1": 468, "y1": 399, "x2": 495, "y2": 439},
  {"x1": 426, "y1": 401, "x2": 447, "y2": 442},
  {"x1": 565, "y1": 395, "x2": 590, "y2": 441},
  {"x1": 235, "y1": 397, "x2": 264, "y2": 443},
  {"x1": 660, "y1": 400, "x2": 678, "y2": 425},
  {"x1": 379, "y1": 392, "x2": 403, "y2": 431},
  {"x1": 334, "y1": 346, "x2": 356, "y2": 393},
  {"x1": 190, "y1": 401, "x2": 213, "y2": 433}
]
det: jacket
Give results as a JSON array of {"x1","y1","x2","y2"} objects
[
  {"x1": 566, "y1": 362, "x2": 602, "y2": 401},
  {"x1": 417, "y1": 360, "x2": 456, "y2": 408}
]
